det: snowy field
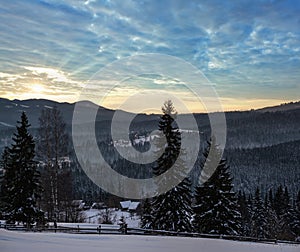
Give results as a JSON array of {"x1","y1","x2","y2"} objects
[{"x1": 1, "y1": 229, "x2": 299, "y2": 252}]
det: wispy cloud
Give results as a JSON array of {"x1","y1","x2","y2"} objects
[
  {"x1": 0, "y1": 0, "x2": 299, "y2": 110},
  {"x1": 23, "y1": 66, "x2": 80, "y2": 85},
  {"x1": 0, "y1": 66, "x2": 82, "y2": 102}
]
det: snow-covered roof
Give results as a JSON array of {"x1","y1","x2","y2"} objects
[
  {"x1": 120, "y1": 200, "x2": 131, "y2": 209},
  {"x1": 71, "y1": 200, "x2": 84, "y2": 208},
  {"x1": 91, "y1": 202, "x2": 106, "y2": 208},
  {"x1": 120, "y1": 201, "x2": 140, "y2": 210},
  {"x1": 128, "y1": 202, "x2": 140, "y2": 210}
]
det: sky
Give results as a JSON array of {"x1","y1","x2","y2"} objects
[{"x1": 0, "y1": 0, "x2": 299, "y2": 112}]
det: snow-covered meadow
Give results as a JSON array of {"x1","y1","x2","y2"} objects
[{"x1": 1, "y1": 229, "x2": 299, "y2": 252}]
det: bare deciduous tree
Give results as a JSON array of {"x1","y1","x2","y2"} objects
[{"x1": 37, "y1": 106, "x2": 70, "y2": 221}]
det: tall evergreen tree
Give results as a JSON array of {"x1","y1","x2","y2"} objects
[
  {"x1": 250, "y1": 188, "x2": 269, "y2": 238},
  {"x1": 0, "y1": 147, "x2": 10, "y2": 214},
  {"x1": 287, "y1": 206, "x2": 300, "y2": 239},
  {"x1": 193, "y1": 139, "x2": 241, "y2": 235},
  {"x1": 297, "y1": 190, "x2": 300, "y2": 211},
  {"x1": 150, "y1": 100, "x2": 193, "y2": 232},
  {"x1": 274, "y1": 185, "x2": 288, "y2": 216},
  {"x1": 0, "y1": 112, "x2": 43, "y2": 227},
  {"x1": 140, "y1": 198, "x2": 153, "y2": 229},
  {"x1": 238, "y1": 191, "x2": 251, "y2": 236},
  {"x1": 264, "y1": 190, "x2": 280, "y2": 238},
  {"x1": 268, "y1": 189, "x2": 274, "y2": 209},
  {"x1": 289, "y1": 190, "x2": 300, "y2": 238},
  {"x1": 277, "y1": 187, "x2": 297, "y2": 240},
  {"x1": 246, "y1": 194, "x2": 254, "y2": 236}
]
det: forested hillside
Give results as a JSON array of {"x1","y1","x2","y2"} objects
[{"x1": 0, "y1": 98, "x2": 299, "y2": 198}]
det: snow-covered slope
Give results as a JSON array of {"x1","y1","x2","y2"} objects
[{"x1": 1, "y1": 229, "x2": 298, "y2": 252}]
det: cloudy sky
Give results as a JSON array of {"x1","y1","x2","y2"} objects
[{"x1": 0, "y1": 0, "x2": 299, "y2": 112}]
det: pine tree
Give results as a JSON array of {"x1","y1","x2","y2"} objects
[
  {"x1": 250, "y1": 188, "x2": 269, "y2": 238},
  {"x1": 284, "y1": 187, "x2": 291, "y2": 210},
  {"x1": 140, "y1": 198, "x2": 153, "y2": 229},
  {"x1": 246, "y1": 194, "x2": 254, "y2": 236},
  {"x1": 289, "y1": 190, "x2": 300, "y2": 238},
  {"x1": 264, "y1": 190, "x2": 280, "y2": 238},
  {"x1": 274, "y1": 185, "x2": 288, "y2": 216},
  {"x1": 0, "y1": 112, "x2": 43, "y2": 227},
  {"x1": 288, "y1": 207, "x2": 300, "y2": 239},
  {"x1": 238, "y1": 191, "x2": 251, "y2": 236},
  {"x1": 193, "y1": 139, "x2": 241, "y2": 235},
  {"x1": 268, "y1": 189, "x2": 274, "y2": 209},
  {"x1": 277, "y1": 187, "x2": 297, "y2": 240},
  {"x1": 297, "y1": 190, "x2": 300, "y2": 211},
  {"x1": 150, "y1": 100, "x2": 193, "y2": 232},
  {"x1": 0, "y1": 147, "x2": 10, "y2": 214}
]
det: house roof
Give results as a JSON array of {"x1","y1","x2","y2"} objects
[
  {"x1": 120, "y1": 200, "x2": 131, "y2": 209},
  {"x1": 120, "y1": 200, "x2": 140, "y2": 210},
  {"x1": 128, "y1": 201, "x2": 140, "y2": 210},
  {"x1": 71, "y1": 200, "x2": 85, "y2": 208}
]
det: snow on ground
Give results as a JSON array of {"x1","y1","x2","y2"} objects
[
  {"x1": 44, "y1": 105, "x2": 53, "y2": 109},
  {"x1": 20, "y1": 104, "x2": 30, "y2": 108},
  {"x1": 0, "y1": 121, "x2": 14, "y2": 127},
  {"x1": 113, "y1": 210, "x2": 140, "y2": 227},
  {"x1": 1, "y1": 229, "x2": 299, "y2": 252},
  {"x1": 81, "y1": 209, "x2": 140, "y2": 227},
  {"x1": 51, "y1": 209, "x2": 140, "y2": 230},
  {"x1": 82, "y1": 208, "x2": 103, "y2": 224}
]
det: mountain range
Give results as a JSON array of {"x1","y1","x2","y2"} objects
[{"x1": 0, "y1": 97, "x2": 299, "y2": 196}]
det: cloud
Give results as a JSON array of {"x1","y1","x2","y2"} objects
[
  {"x1": 0, "y1": 0, "x2": 299, "y2": 110},
  {"x1": 0, "y1": 66, "x2": 83, "y2": 102},
  {"x1": 23, "y1": 66, "x2": 80, "y2": 85}
]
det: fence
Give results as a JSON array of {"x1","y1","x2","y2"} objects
[{"x1": 1, "y1": 223, "x2": 300, "y2": 245}]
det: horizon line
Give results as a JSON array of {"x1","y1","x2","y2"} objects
[{"x1": 1, "y1": 96, "x2": 299, "y2": 115}]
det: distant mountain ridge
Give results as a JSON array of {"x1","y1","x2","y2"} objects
[
  {"x1": 1, "y1": 97, "x2": 299, "y2": 128},
  {"x1": 0, "y1": 97, "x2": 300, "y2": 196},
  {"x1": 1, "y1": 97, "x2": 300, "y2": 150},
  {"x1": 257, "y1": 101, "x2": 300, "y2": 112}
]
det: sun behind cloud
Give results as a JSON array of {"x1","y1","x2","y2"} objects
[
  {"x1": 0, "y1": 1, "x2": 299, "y2": 111},
  {"x1": 31, "y1": 83, "x2": 45, "y2": 94}
]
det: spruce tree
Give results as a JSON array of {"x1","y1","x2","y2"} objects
[
  {"x1": 268, "y1": 189, "x2": 274, "y2": 210},
  {"x1": 1, "y1": 112, "x2": 43, "y2": 227},
  {"x1": 250, "y1": 188, "x2": 269, "y2": 238},
  {"x1": 274, "y1": 185, "x2": 288, "y2": 216},
  {"x1": 0, "y1": 147, "x2": 10, "y2": 214},
  {"x1": 277, "y1": 187, "x2": 297, "y2": 240},
  {"x1": 289, "y1": 190, "x2": 300, "y2": 238},
  {"x1": 297, "y1": 190, "x2": 300, "y2": 211},
  {"x1": 140, "y1": 198, "x2": 153, "y2": 229},
  {"x1": 287, "y1": 206, "x2": 300, "y2": 239},
  {"x1": 246, "y1": 194, "x2": 254, "y2": 236},
  {"x1": 238, "y1": 191, "x2": 251, "y2": 236},
  {"x1": 150, "y1": 100, "x2": 193, "y2": 232},
  {"x1": 193, "y1": 139, "x2": 241, "y2": 235},
  {"x1": 264, "y1": 190, "x2": 279, "y2": 238}
]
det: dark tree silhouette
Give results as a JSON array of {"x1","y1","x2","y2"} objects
[
  {"x1": 0, "y1": 112, "x2": 43, "y2": 227},
  {"x1": 193, "y1": 139, "x2": 241, "y2": 235},
  {"x1": 150, "y1": 100, "x2": 193, "y2": 232}
]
